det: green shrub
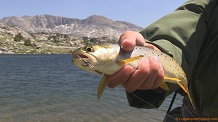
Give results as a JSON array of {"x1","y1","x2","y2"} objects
[
  {"x1": 24, "y1": 39, "x2": 32, "y2": 46},
  {"x1": 14, "y1": 33, "x2": 24, "y2": 42}
]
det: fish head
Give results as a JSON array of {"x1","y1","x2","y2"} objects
[{"x1": 72, "y1": 44, "x2": 118, "y2": 74}]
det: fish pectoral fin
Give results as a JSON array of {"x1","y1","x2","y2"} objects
[
  {"x1": 97, "y1": 74, "x2": 110, "y2": 100},
  {"x1": 116, "y1": 55, "x2": 144, "y2": 66},
  {"x1": 160, "y1": 82, "x2": 169, "y2": 90}
]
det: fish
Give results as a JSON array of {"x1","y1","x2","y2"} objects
[{"x1": 72, "y1": 44, "x2": 195, "y2": 108}]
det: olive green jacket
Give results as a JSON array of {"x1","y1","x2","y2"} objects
[{"x1": 126, "y1": 0, "x2": 218, "y2": 117}]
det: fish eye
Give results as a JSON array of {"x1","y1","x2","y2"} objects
[{"x1": 86, "y1": 46, "x2": 93, "y2": 52}]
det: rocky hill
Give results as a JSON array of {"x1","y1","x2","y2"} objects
[{"x1": 0, "y1": 15, "x2": 142, "y2": 54}]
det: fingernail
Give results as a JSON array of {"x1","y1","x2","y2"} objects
[
  {"x1": 153, "y1": 56, "x2": 158, "y2": 62},
  {"x1": 159, "y1": 63, "x2": 163, "y2": 70},
  {"x1": 121, "y1": 39, "x2": 134, "y2": 51},
  {"x1": 120, "y1": 39, "x2": 127, "y2": 48}
]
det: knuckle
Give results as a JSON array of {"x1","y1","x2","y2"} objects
[
  {"x1": 140, "y1": 80, "x2": 153, "y2": 90},
  {"x1": 107, "y1": 80, "x2": 119, "y2": 88},
  {"x1": 157, "y1": 71, "x2": 164, "y2": 82},
  {"x1": 144, "y1": 83, "x2": 153, "y2": 90},
  {"x1": 137, "y1": 69, "x2": 149, "y2": 77},
  {"x1": 107, "y1": 84, "x2": 114, "y2": 89},
  {"x1": 124, "y1": 84, "x2": 136, "y2": 92},
  {"x1": 138, "y1": 59, "x2": 149, "y2": 73},
  {"x1": 149, "y1": 66, "x2": 159, "y2": 75},
  {"x1": 152, "y1": 83, "x2": 160, "y2": 89}
]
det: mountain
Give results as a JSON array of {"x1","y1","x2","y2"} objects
[
  {"x1": 0, "y1": 14, "x2": 143, "y2": 54},
  {"x1": 0, "y1": 14, "x2": 142, "y2": 39}
]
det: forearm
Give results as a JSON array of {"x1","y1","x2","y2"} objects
[
  {"x1": 140, "y1": 0, "x2": 213, "y2": 77},
  {"x1": 127, "y1": 0, "x2": 216, "y2": 108}
]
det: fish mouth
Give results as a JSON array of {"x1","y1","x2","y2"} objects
[
  {"x1": 72, "y1": 53, "x2": 94, "y2": 68},
  {"x1": 76, "y1": 54, "x2": 88, "y2": 59}
]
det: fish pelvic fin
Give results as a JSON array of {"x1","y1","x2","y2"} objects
[
  {"x1": 97, "y1": 74, "x2": 110, "y2": 100},
  {"x1": 160, "y1": 82, "x2": 169, "y2": 90},
  {"x1": 116, "y1": 55, "x2": 143, "y2": 66}
]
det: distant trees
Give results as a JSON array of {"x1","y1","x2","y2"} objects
[
  {"x1": 48, "y1": 33, "x2": 70, "y2": 43},
  {"x1": 82, "y1": 37, "x2": 89, "y2": 45},
  {"x1": 14, "y1": 33, "x2": 24, "y2": 42},
  {"x1": 24, "y1": 39, "x2": 32, "y2": 46},
  {"x1": 82, "y1": 36, "x2": 116, "y2": 45},
  {"x1": 14, "y1": 33, "x2": 32, "y2": 46},
  {"x1": 82, "y1": 37, "x2": 100, "y2": 45}
]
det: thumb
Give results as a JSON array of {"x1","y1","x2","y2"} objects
[{"x1": 118, "y1": 31, "x2": 145, "y2": 52}]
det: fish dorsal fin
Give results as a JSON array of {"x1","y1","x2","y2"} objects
[
  {"x1": 160, "y1": 82, "x2": 169, "y2": 90},
  {"x1": 116, "y1": 55, "x2": 144, "y2": 66},
  {"x1": 97, "y1": 74, "x2": 110, "y2": 100}
]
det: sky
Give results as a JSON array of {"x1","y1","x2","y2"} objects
[{"x1": 0, "y1": 0, "x2": 187, "y2": 28}]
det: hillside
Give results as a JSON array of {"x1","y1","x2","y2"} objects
[{"x1": 0, "y1": 15, "x2": 142, "y2": 54}]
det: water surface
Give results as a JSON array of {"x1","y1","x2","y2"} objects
[{"x1": 0, "y1": 54, "x2": 183, "y2": 122}]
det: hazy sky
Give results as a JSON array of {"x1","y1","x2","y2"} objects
[{"x1": 0, "y1": 0, "x2": 187, "y2": 27}]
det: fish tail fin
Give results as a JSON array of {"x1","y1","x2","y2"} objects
[{"x1": 97, "y1": 75, "x2": 110, "y2": 100}]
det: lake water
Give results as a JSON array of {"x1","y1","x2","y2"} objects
[{"x1": 0, "y1": 54, "x2": 183, "y2": 122}]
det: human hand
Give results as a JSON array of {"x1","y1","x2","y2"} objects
[{"x1": 107, "y1": 31, "x2": 164, "y2": 92}]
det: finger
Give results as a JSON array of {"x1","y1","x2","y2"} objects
[
  {"x1": 107, "y1": 65, "x2": 133, "y2": 88},
  {"x1": 118, "y1": 31, "x2": 145, "y2": 52},
  {"x1": 152, "y1": 63, "x2": 164, "y2": 89},
  {"x1": 123, "y1": 58, "x2": 149, "y2": 92},
  {"x1": 138, "y1": 56, "x2": 160, "y2": 90}
]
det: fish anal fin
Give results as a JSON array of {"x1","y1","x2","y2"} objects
[
  {"x1": 164, "y1": 76, "x2": 181, "y2": 82},
  {"x1": 160, "y1": 82, "x2": 169, "y2": 90},
  {"x1": 164, "y1": 76, "x2": 188, "y2": 93},
  {"x1": 116, "y1": 55, "x2": 143, "y2": 66},
  {"x1": 164, "y1": 76, "x2": 196, "y2": 109},
  {"x1": 176, "y1": 81, "x2": 196, "y2": 109},
  {"x1": 97, "y1": 74, "x2": 110, "y2": 100}
]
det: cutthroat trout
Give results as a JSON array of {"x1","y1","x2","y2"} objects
[{"x1": 72, "y1": 44, "x2": 195, "y2": 108}]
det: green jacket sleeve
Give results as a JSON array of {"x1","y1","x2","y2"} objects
[{"x1": 126, "y1": 0, "x2": 217, "y2": 109}]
